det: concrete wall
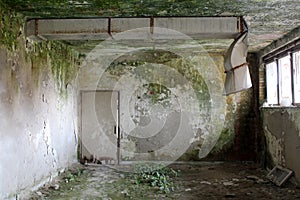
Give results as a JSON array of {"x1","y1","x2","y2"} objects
[
  {"x1": 261, "y1": 108, "x2": 300, "y2": 181},
  {"x1": 79, "y1": 39, "x2": 255, "y2": 162},
  {"x1": 0, "y1": 40, "x2": 78, "y2": 199},
  {"x1": 258, "y1": 26, "x2": 300, "y2": 181}
]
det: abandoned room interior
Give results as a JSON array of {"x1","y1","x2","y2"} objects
[{"x1": 0, "y1": 0, "x2": 300, "y2": 199}]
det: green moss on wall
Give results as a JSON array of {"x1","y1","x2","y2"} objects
[
  {"x1": 167, "y1": 58, "x2": 210, "y2": 102},
  {"x1": 210, "y1": 128, "x2": 235, "y2": 154},
  {"x1": 48, "y1": 41, "x2": 80, "y2": 96},
  {"x1": 0, "y1": 2, "x2": 81, "y2": 98},
  {"x1": 208, "y1": 95, "x2": 237, "y2": 154},
  {"x1": 143, "y1": 83, "x2": 171, "y2": 105},
  {"x1": 178, "y1": 148, "x2": 201, "y2": 161},
  {"x1": 106, "y1": 49, "x2": 210, "y2": 107},
  {"x1": 0, "y1": 2, "x2": 23, "y2": 51},
  {"x1": 27, "y1": 41, "x2": 81, "y2": 97}
]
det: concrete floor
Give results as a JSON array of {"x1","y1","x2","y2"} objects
[{"x1": 29, "y1": 162, "x2": 300, "y2": 200}]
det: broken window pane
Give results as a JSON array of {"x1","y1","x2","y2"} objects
[
  {"x1": 278, "y1": 56, "x2": 292, "y2": 106},
  {"x1": 266, "y1": 62, "x2": 278, "y2": 105},
  {"x1": 293, "y1": 51, "x2": 300, "y2": 103}
]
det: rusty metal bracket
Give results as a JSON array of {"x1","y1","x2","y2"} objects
[{"x1": 150, "y1": 16, "x2": 154, "y2": 34}]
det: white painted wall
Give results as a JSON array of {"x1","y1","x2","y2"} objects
[{"x1": 0, "y1": 46, "x2": 78, "y2": 199}]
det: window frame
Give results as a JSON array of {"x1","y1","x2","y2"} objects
[
  {"x1": 263, "y1": 41, "x2": 300, "y2": 107},
  {"x1": 292, "y1": 51, "x2": 300, "y2": 104},
  {"x1": 265, "y1": 61, "x2": 279, "y2": 106}
]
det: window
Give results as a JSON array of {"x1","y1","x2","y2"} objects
[
  {"x1": 293, "y1": 51, "x2": 300, "y2": 103},
  {"x1": 266, "y1": 62, "x2": 278, "y2": 104},
  {"x1": 278, "y1": 55, "x2": 292, "y2": 105},
  {"x1": 265, "y1": 48, "x2": 300, "y2": 106}
]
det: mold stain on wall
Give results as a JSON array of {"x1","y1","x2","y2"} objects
[
  {"x1": 0, "y1": 3, "x2": 81, "y2": 199},
  {"x1": 82, "y1": 48, "x2": 249, "y2": 161},
  {"x1": 262, "y1": 108, "x2": 300, "y2": 181},
  {"x1": 1, "y1": 1, "x2": 82, "y2": 98},
  {"x1": 107, "y1": 50, "x2": 211, "y2": 161},
  {"x1": 26, "y1": 41, "x2": 82, "y2": 97}
]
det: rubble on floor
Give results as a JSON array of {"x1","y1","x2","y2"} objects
[{"x1": 29, "y1": 162, "x2": 300, "y2": 200}]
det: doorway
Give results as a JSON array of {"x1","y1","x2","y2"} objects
[{"x1": 80, "y1": 90, "x2": 120, "y2": 164}]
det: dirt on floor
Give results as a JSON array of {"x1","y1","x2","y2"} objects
[{"x1": 29, "y1": 161, "x2": 300, "y2": 200}]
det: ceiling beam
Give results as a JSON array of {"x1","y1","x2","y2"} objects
[{"x1": 26, "y1": 17, "x2": 243, "y2": 41}]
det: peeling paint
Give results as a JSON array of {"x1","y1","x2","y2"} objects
[
  {"x1": 0, "y1": 6, "x2": 78, "y2": 199},
  {"x1": 262, "y1": 108, "x2": 300, "y2": 181},
  {"x1": 289, "y1": 110, "x2": 300, "y2": 137},
  {"x1": 80, "y1": 46, "x2": 246, "y2": 161},
  {"x1": 264, "y1": 126, "x2": 285, "y2": 166}
]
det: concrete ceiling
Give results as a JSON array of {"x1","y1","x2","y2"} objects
[{"x1": 3, "y1": 0, "x2": 300, "y2": 53}]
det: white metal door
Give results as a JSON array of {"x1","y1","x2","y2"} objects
[{"x1": 81, "y1": 91, "x2": 119, "y2": 164}]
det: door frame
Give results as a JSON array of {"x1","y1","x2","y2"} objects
[{"x1": 79, "y1": 90, "x2": 121, "y2": 164}]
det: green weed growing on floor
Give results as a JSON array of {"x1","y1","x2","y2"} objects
[
  {"x1": 131, "y1": 163, "x2": 179, "y2": 193},
  {"x1": 64, "y1": 168, "x2": 86, "y2": 183}
]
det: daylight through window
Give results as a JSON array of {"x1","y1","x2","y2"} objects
[
  {"x1": 265, "y1": 47, "x2": 300, "y2": 106},
  {"x1": 293, "y1": 51, "x2": 300, "y2": 103}
]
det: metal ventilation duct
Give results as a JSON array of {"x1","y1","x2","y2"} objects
[{"x1": 26, "y1": 16, "x2": 244, "y2": 41}]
